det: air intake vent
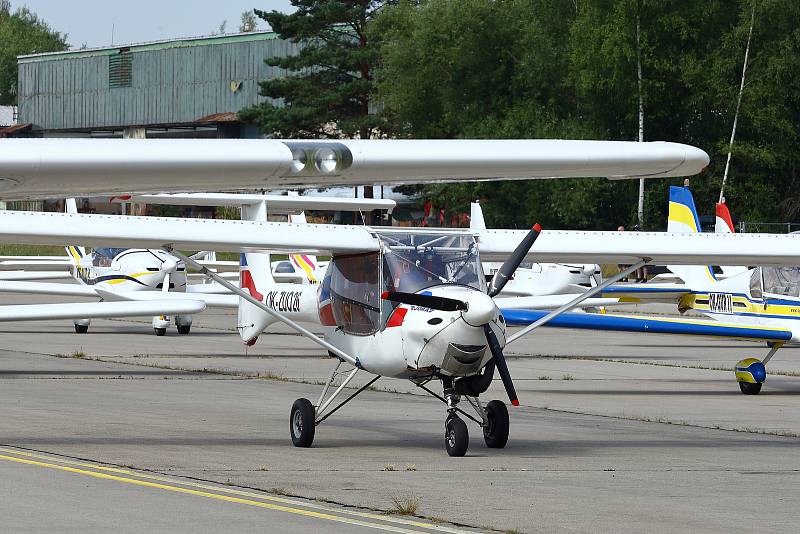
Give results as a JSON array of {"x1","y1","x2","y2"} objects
[{"x1": 108, "y1": 49, "x2": 132, "y2": 88}]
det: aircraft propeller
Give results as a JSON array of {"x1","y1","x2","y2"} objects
[
  {"x1": 382, "y1": 224, "x2": 542, "y2": 407},
  {"x1": 160, "y1": 258, "x2": 177, "y2": 293}
]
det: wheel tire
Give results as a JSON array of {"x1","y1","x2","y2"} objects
[
  {"x1": 177, "y1": 325, "x2": 191, "y2": 335},
  {"x1": 74, "y1": 324, "x2": 89, "y2": 334},
  {"x1": 290, "y1": 398, "x2": 316, "y2": 448},
  {"x1": 483, "y1": 400, "x2": 509, "y2": 448},
  {"x1": 445, "y1": 416, "x2": 469, "y2": 457},
  {"x1": 154, "y1": 328, "x2": 167, "y2": 337},
  {"x1": 739, "y1": 381, "x2": 762, "y2": 395}
]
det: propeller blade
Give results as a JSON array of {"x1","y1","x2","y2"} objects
[
  {"x1": 381, "y1": 291, "x2": 468, "y2": 312},
  {"x1": 488, "y1": 223, "x2": 542, "y2": 297},
  {"x1": 483, "y1": 324, "x2": 518, "y2": 406},
  {"x1": 162, "y1": 272, "x2": 170, "y2": 293}
]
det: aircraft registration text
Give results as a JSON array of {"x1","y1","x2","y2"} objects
[{"x1": 708, "y1": 292, "x2": 733, "y2": 314}]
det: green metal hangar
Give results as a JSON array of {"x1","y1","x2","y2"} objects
[{"x1": 15, "y1": 31, "x2": 295, "y2": 139}]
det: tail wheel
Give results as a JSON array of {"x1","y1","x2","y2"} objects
[
  {"x1": 290, "y1": 398, "x2": 316, "y2": 447},
  {"x1": 739, "y1": 382, "x2": 762, "y2": 395},
  {"x1": 483, "y1": 400, "x2": 509, "y2": 448},
  {"x1": 445, "y1": 415, "x2": 469, "y2": 457}
]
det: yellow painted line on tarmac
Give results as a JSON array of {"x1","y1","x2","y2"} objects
[
  {"x1": 0, "y1": 451, "x2": 442, "y2": 534},
  {"x1": 0, "y1": 448, "x2": 471, "y2": 534}
]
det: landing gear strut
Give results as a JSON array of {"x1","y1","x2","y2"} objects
[
  {"x1": 419, "y1": 375, "x2": 510, "y2": 457},
  {"x1": 289, "y1": 360, "x2": 380, "y2": 449}
]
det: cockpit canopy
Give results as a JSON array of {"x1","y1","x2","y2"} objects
[
  {"x1": 323, "y1": 231, "x2": 485, "y2": 335},
  {"x1": 92, "y1": 247, "x2": 128, "y2": 267},
  {"x1": 757, "y1": 266, "x2": 800, "y2": 298}
]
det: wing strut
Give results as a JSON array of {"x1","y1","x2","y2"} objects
[
  {"x1": 506, "y1": 259, "x2": 650, "y2": 345},
  {"x1": 167, "y1": 248, "x2": 359, "y2": 367}
]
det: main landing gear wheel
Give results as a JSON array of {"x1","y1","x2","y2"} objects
[
  {"x1": 483, "y1": 400, "x2": 509, "y2": 448},
  {"x1": 445, "y1": 415, "x2": 469, "y2": 457},
  {"x1": 739, "y1": 382, "x2": 762, "y2": 395},
  {"x1": 177, "y1": 325, "x2": 191, "y2": 335},
  {"x1": 154, "y1": 328, "x2": 167, "y2": 336},
  {"x1": 74, "y1": 324, "x2": 88, "y2": 334},
  {"x1": 290, "y1": 398, "x2": 316, "y2": 448}
]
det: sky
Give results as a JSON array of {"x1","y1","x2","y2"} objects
[{"x1": 14, "y1": 0, "x2": 294, "y2": 49}]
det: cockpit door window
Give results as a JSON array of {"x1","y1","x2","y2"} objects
[{"x1": 328, "y1": 252, "x2": 381, "y2": 335}]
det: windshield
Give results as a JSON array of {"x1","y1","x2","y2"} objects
[
  {"x1": 762, "y1": 266, "x2": 800, "y2": 298},
  {"x1": 94, "y1": 248, "x2": 128, "y2": 260},
  {"x1": 378, "y1": 231, "x2": 485, "y2": 294}
]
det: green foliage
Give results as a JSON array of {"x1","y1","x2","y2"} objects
[
  {"x1": 375, "y1": 0, "x2": 800, "y2": 229},
  {"x1": 0, "y1": 1, "x2": 67, "y2": 105},
  {"x1": 239, "y1": 1, "x2": 395, "y2": 138}
]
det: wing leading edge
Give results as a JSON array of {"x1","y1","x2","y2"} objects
[{"x1": 0, "y1": 139, "x2": 708, "y2": 199}]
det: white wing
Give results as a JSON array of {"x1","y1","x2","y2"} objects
[
  {"x1": 125, "y1": 193, "x2": 397, "y2": 213},
  {"x1": 0, "y1": 271, "x2": 72, "y2": 281},
  {"x1": 0, "y1": 139, "x2": 708, "y2": 198},
  {"x1": 0, "y1": 300, "x2": 205, "y2": 322},
  {"x1": 0, "y1": 211, "x2": 378, "y2": 255},
  {"x1": 0, "y1": 260, "x2": 71, "y2": 271},
  {"x1": 98, "y1": 289, "x2": 238, "y2": 308},
  {"x1": 477, "y1": 228, "x2": 800, "y2": 266},
  {"x1": 0, "y1": 211, "x2": 797, "y2": 266},
  {"x1": 0, "y1": 280, "x2": 97, "y2": 297}
]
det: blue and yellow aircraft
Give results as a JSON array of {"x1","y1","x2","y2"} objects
[{"x1": 503, "y1": 185, "x2": 798, "y2": 395}]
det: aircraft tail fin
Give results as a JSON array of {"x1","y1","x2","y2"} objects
[
  {"x1": 715, "y1": 202, "x2": 735, "y2": 234},
  {"x1": 238, "y1": 251, "x2": 277, "y2": 345},
  {"x1": 287, "y1": 210, "x2": 320, "y2": 283},
  {"x1": 64, "y1": 199, "x2": 86, "y2": 265},
  {"x1": 470, "y1": 201, "x2": 487, "y2": 231},
  {"x1": 666, "y1": 186, "x2": 717, "y2": 289},
  {"x1": 714, "y1": 200, "x2": 748, "y2": 277}
]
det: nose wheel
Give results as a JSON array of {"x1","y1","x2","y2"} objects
[{"x1": 445, "y1": 415, "x2": 469, "y2": 457}]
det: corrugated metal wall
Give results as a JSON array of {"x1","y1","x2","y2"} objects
[{"x1": 17, "y1": 35, "x2": 297, "y2": 130}]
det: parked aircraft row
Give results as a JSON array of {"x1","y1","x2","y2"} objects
[{"x1": 1, "y1": 136, "x2": 798, "y2": 456}]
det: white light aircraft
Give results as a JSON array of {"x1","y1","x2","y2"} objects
[{"x1": 0, "y1": 137, "x2": 737, "y2": 455}]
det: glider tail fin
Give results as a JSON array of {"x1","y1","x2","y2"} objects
[
  {"x1": 666, "y1": 186, "x2": 717, "y2": 289},
  {"x1": 288, "y1": 211, "x2": 320, "y2": 283},
  {"x1": 64, "y1": 199, "x2": 86, "y2": 266}
]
